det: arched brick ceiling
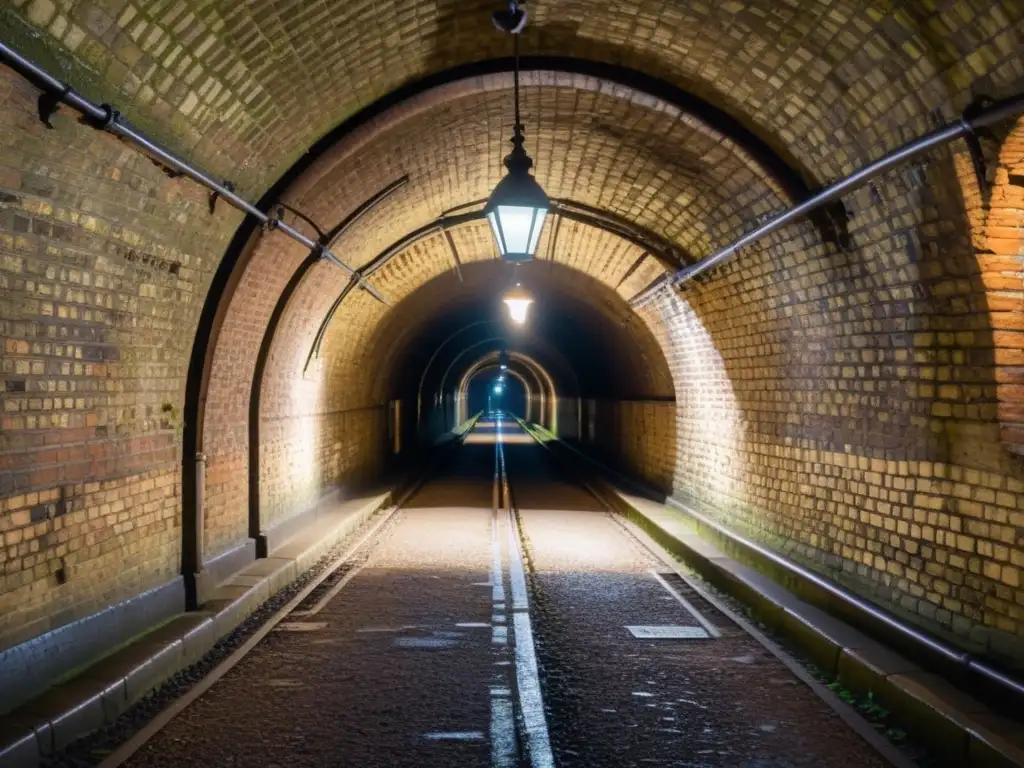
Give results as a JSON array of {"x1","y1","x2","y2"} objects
[
  {"x1": 365, "y1": 260, "x2": 672, "y2": 403},
  {"x1": 275, "y1": 217, "x2": 678, "y2": 413},
  {"x1": 247, "y1": 73, "x2": 783, "y2": 416},
  {"x1": 292, "y1": 74, "x2": 787, "y2": 276},
  {"x1": 7, "y1": 1, "x2": 1020, "y2": 451},
  {"x1": 8, "y1": 0, "x2": 1021, "y2": 199}
]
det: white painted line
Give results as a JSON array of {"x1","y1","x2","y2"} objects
[
  {"x1": 490, "y1": 691, "x2": 516, "y2": 768},
  {"x1": 456, "y1": 622, "x2": 490, "y2": 628},
  {"x1": 506, "y1": 514, "x2": 530, "y2": 612},
  {"x1": 424, "y1": 731, "x2": 486, "y2": 741},
  {"x1": 499, "y1": 427, "x2": 555, "y2": 768},
  {"x1": 512, "y1": 611, "x2": 555, "y2": 768},
  {"x1": 649, "y1": 570, "x2": 722, "y2": 638},
  {"x1": 490, "y1": 501, "x2": 516, "y2": 768},
  {"x1": 492, "y1": 510, "x2": 506, "y2": 605}
]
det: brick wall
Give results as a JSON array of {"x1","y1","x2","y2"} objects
[
  {"x1": 628, "y1": 140, "x2": 1024, "y2": 668},
  {"x1": 583, "y1": 400, "x2": 676, "y2": 493},
  {"x1": 959, "y1": 119, "x2": 1024, "y2": 454},
  {"x1": 0, "y1": 468, "x2": 179, "y2": 649},
  {"x1": 0, "y1": 67, "x2": 234, "y2": 651},
  {"x1": 3, "y1": 0, "x2": 1023, "y2": 670}
]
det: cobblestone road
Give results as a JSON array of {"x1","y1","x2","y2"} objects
[{"x1": 120, "y1": 419, "x2": 894, "y2": 768}]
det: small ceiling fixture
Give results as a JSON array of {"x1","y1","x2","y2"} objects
[
  {"x1": 503, "y1": 283, "x2": 534, "y2": 325},
  {"x1": 485, "y1": 1, "x2": 549, "y2": 263}
]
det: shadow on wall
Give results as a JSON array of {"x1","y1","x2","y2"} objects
[{"x1": 578, "y1": 397, "x2": 680, "y2": 498}]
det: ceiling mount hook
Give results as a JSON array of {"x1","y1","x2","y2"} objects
[{"x1": 493, "y1": 0, "x2": 527, "y2": 34}]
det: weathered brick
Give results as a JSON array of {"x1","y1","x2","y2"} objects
[{"x1": 2, "y1": 0, "x2": 1024, "y2": 670}]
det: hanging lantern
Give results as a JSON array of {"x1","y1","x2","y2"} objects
[{"x1": 485, "y1": 1, "x2": 549, "y2": 262}]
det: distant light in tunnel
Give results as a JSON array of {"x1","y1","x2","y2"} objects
[{"x1": 503, "y1": 283, "x2": 533, "y2": 326}]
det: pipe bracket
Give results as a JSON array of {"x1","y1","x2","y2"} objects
[
  {"x1": 209, "y1": 180, "x2": 237, "y2": 215},
  {"x1": 37, "y1": 86, "x2": 70, "y2": 128},
  {"x1": 85, "y1": 103, "x2": 120, "y2": 131},
  {"x1": 961, "y1": 97, "x2": 995, "y2": 196},
  {"x1": 960, "y1": 119, "x2": 988, "y2": 195}
]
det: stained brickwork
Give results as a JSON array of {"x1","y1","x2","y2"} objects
[
  {"x1": 628, "y1": 135, "x2": 1024, "y2": 666},
  {"x1": 957, "y1": 118, "x2": 1024, "y2": 455},
  {"x1": 1, "y1": 0, "x2": 1023, "y2": 670},
  {"x1": 0, "y1": 67, "x2": 234, "y2": 650}
]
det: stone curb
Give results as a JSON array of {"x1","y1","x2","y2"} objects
[
  {"x1": 519, "y1": 422, "x2": 1024, "y2": 768},
  {"x1": 0, "y1": 492, "x2": 393, "y2": 768}
]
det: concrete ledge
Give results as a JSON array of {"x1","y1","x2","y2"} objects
[
  {"x1": 195, "y1": 540, "x2": 258, "y2": 603},
  {"x1": 521, "y1": 423, "x2": 1024, "y2": 768},
  {"x1": 0, "y1": 577, "x2": 185, "y2": 717},
  {"x1": 0, "y1": 490, "x2": 393, "y2": 768}
]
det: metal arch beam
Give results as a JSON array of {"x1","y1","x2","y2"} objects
[
  {"x1": 307, "y1": 196, "x2": 695, "y2": 358},
  {"x1": 136, "y1": 49, "x2": 844, "y2": 602},
  {"x1": 415, "y1": 320, "x2": 504, "y2": 421},
  {"x1": 460, "y1": 355, "x2": 548, "y2": 407},
  {"x1": 444, "y1": 340, "x2": 576, "y2": 408},
  {"x1": 458, "y1": 359, "x2": 545, "y2": 426},
  {"x1": 285, "y1": 51, "x2": 845, "y2": 359},
  {"x1": 457, "y1": 350, "x2": 560, "y2": 428}
]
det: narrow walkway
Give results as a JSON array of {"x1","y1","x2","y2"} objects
[{"x1": 117, "y1": 418, "x2": 895, "y2": 767}]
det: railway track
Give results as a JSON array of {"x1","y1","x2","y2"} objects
[{"x1": 47, "y1": 414, "x2": 913, "y2": 768}]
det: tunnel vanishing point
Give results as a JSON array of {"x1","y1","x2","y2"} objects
[{"x1": 2, "y1": 1, "x2": 1024, "y2": 766}]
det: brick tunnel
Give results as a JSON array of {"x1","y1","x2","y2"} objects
[{"x1": 1, "y1": 2, "x2": 1024, "y2": 766}]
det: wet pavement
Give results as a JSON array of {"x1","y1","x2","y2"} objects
[
  {"x1": 119, "y1": 417, "x2": 894, "y2": 768},
  {"x1": 504, "y1": 432, "x2": 892, "y2": 768}
]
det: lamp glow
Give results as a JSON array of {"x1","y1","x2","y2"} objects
[{"x1": 503, "y1": 283, "x2": 533, "y2": 326}]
